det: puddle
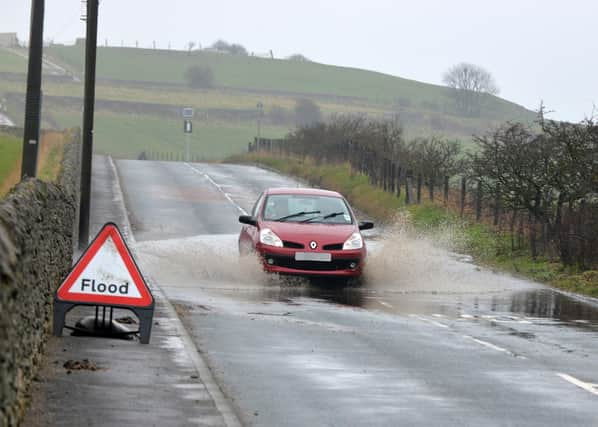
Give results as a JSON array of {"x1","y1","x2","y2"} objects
[{"x1": 134, "y1": 230, "x2": 598, "y2": 329}]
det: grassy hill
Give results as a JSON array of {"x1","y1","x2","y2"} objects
[
  {"x1": 0, "y1": 49, "x2": 27, "y2": 73},
  {"x1": 0, "y1": 45, "x2": 537, "y2": 160},
  {"x1": 46, "y1": 45, "x2": 531, "y2": 121}
]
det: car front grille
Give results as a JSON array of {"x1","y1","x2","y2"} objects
[
  {"x1": 322, "y1": 243, "x2": 343, "y2": 250},
  {"x1": 283, "y1": 241, "x2": 304, "y2": 249},
  {"x1": 265, "y1": 254, "x2": 360, "y2": 271}
]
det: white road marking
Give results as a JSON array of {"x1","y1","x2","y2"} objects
[
  {"x1": 185, "y1": 163, "x2": 248, "y2": 215},
  {"x1": 113, "y1": 159, "x2": 242, "y2": 427},
  {"x1": 432, "y1": 314, "x2": 446, "y2": 318},
  {"x1": 463, "y1": 313, "x2": 532, "y2": 324},
  {"x1": 411, "y1": 315, "x2": 449, "y2": 329},
  {"x1": 557, "y1": 373, "x2": 598, "y2": 396},
  {"x1": 378, "y1": 301, "x2": 393, "y2": 308},
  {"x1": 463, "y1": 335, "x2": 523, "y2": 358}
]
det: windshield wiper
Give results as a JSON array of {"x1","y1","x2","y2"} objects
[
  {"x1": 300, "y1": 211, "x2": 345, "y2": 223},
  {"x1": 274, "y1": 210, "x2": 320, "y2": 222}
]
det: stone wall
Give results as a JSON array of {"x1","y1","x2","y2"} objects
[{"x1": 0, "y1": 129, "x2": 80, "y2": 427}]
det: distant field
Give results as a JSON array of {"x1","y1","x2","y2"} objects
[
  {"x1": 0, "y1": 75, "x2": 509, "y2": 146},
  {"x1": 0, "y1": 45, "x2": 537, "y2": 160},
  {"x1": 0, "y1": 49, "x2": 27, "y2": 73},
  {"x1": 0, "y1": 79, "x2": 385, "y2": 116},
  {"x1": 51, "y1": 111, "x2": 288, "y2": 159},
  {"x1": 45, "y1": 45, "x2": 534, "y2": 122}
]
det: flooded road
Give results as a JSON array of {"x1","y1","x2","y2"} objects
[{"x1": 117, "y1": 160, "x2": 598, "y2": 426}]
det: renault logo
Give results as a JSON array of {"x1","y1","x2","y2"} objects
[{"x1": 309, "y1": 241, "x2": 317, "y2": 250}]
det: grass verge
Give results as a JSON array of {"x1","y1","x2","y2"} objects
[
  {"x1": 0, "y1": 132, "x2": 21, "y2": 196},
  {"x1": 227, "y1": 152, "x2": 598, "y2": 298},
  {"x1": 0, "y1": 130, "x2": 70, "y2": 198}
]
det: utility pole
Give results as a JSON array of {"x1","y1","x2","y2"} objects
[
  {"x1": 78, "y1": 0, "x2": 99, "y2": 249},
  {"x1": 21, "y1": 0, "x2": 45, "y2": 179}
]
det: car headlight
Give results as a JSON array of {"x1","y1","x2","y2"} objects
[
  {"x1": 343, "y1": 232, "x2": 363, "y2": 250},
  {"x1": 259, "y1": 228, "x2": 283, "y2": 247}
]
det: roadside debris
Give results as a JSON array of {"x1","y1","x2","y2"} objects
[{"x1": 63, "y1": 359, "x2": 99, "y2": 373}]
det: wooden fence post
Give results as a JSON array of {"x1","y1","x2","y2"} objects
[
  {"x1": 510, "y1": 210, "x2": 517, "y2": 251},
  {"x1": 388, "y1": 161, "x2": 397, "y2": 193},
  {"x1": 396, "y1": 167, "x2": 402, "y2": 198},
  {"x1": 493, "y1": 185, "x2": 501, "y2": 226},
  {"x1": 383, "y1": 160, "x2": 388, "y2": 192},
  {"x1": 443, "y1": 175, "x2": 449, "y2": 206},
  {"x1": 460, "y1": 177, "x2": 466, "y2": 217},
  {"x1": 530, "y1": 220, "x2": 537, "y2": 259},
  {"x1": 475, "y1": 180, "x2": 482, "y2": 221}
]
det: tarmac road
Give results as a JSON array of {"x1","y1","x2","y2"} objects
[{"x1": 117, "y1": 159, "x2": 598, "y2": 427}]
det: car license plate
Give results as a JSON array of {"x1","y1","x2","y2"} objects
[{"x1": 295, "y1": 252, "x2": 331, "y2": 262}]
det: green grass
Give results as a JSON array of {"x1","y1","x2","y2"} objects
[
  {"x1": 0, "y1": 130, "x2": 72, "y2": 197},
  {"x1": 45, "y1": 45, "x2": 534, "y2": 122},
  {"x1": 37, "y1": 131, "x2": 67, "y2": 182},
  {"x1": 230, "y1": 153, "x2": 598, "y2": 298},
  {"x1": 0, "y1": 48, "x2": 27, "y2": 73},
  {"x1": 1, "y1": 45, "x2": 537, "y2": 147},
  {"x1": 0, "y1": 76, "x2": 508, "y2": 144},
  {"x1": 0, "y1": 132, "x2": 21, "y2": 196},
  {"x1": 51, "y1": 110, "x2": 288, "y2": 160},
  {"x1": 2, "y1": 45, "x2": 538, "y2": 158}
]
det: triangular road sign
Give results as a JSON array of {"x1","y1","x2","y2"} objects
[{"x1": 57, "y1": 223, "x2": 153, "y2": 307}]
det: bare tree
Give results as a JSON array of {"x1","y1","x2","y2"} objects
[
  {"x1": 469, "y1": 114, "x2": 598, "y2": 266},
  {"x1": 184, "y1": 65, "x2": 214, "y2": 88},
  {"x1": 211, "y1": 40, "x2": 248, "y2": 55},
  {"x1": 443, "y1": 62, "x2": 499, "y2": 116},
  {"x1": 287, "y1": 53, "x2": 310, "y2": 62},
  {"x1": 294, "y1": 98, "x2": 322, "y2": 127},
  {"x1": 187, "y1": 41, "x2": 195, "y2": 55},
  {"x1": 408, "y1": 137, "x2": 461, "y2": 196}
]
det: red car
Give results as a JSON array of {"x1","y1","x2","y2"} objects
[{"x1": 238, "y1": 188, "x2": 373, "y2": 278}]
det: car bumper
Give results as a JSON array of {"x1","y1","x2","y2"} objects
[{"x1": 257, "y1": 245, "x2": 365, "y2": 277}]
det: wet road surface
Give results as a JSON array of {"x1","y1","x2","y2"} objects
[{"x1": 116, "y1": 160, "x2": 598, "y2": 426}]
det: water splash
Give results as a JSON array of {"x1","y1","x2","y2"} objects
[
  {"x1": 135, "y1": 234, "x2": 268, "y2": 287},
  {"x1": 363, "y1": 213, "x2": 538, "y2": 293}
]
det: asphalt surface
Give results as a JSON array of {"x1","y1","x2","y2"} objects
[
  {"x1": 118, "y1": 160, "x2": 598, "y2": 427},
  {"x1": 22, "y1": 156, "x2": 232, "y2": 427}
]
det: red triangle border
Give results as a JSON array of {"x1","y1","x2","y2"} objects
[{"x1": 56, "y1": 223, "x2": 153, "y2": 307}]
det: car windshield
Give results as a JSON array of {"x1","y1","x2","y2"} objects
[{"x1": 263, "y1": 194, "x2": 353, "y2": 224}]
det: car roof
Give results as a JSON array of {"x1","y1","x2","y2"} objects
[{"x1": 264, "y1": 187, "x2": 343, "y2": 197}]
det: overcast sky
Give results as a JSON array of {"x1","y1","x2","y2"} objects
[{"x1": 2, "y1": 0, "x2": 596, "y2": 121}]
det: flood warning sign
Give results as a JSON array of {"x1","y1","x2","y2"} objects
[{"x1": 56, "y1": 223, "x2": 152, "y2": 307}]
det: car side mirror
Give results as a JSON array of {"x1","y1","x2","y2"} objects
[
  {"x1": 239, "y1": 215, "x2": 258, "y2": 226},
  {"x1": 358, "y1": 221, "x2": 374, "y2": 231}
]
